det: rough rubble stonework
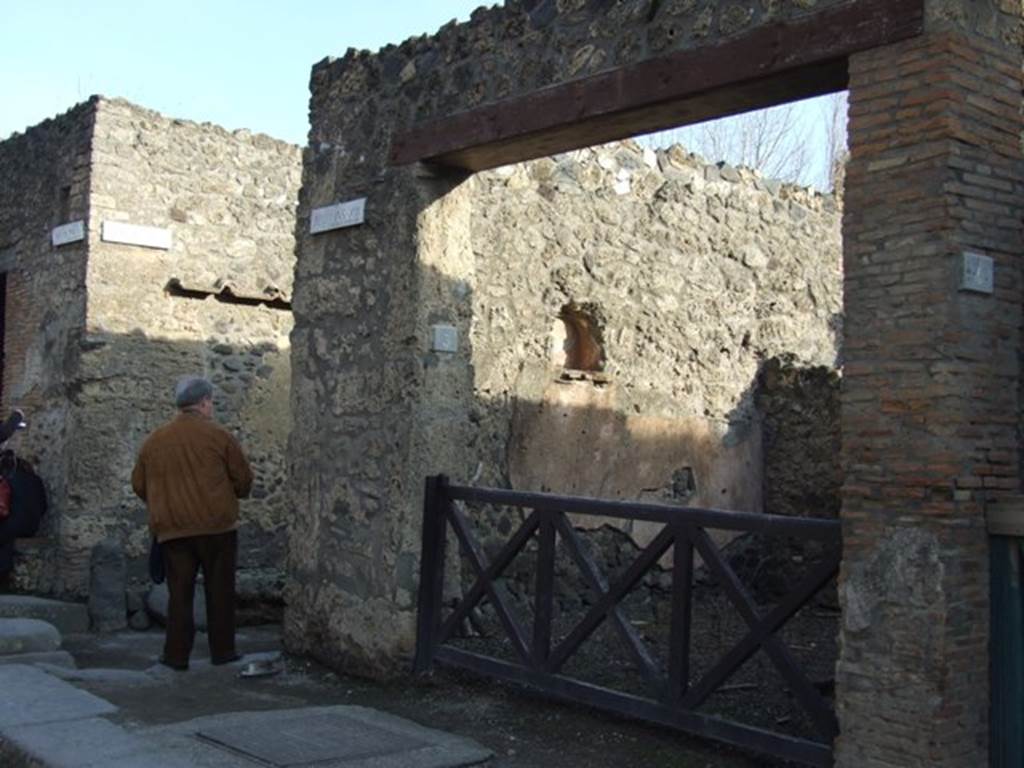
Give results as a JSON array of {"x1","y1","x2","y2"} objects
[
  {"x1": 0, "y1": 103, "x2": 93, "y2": 589},
  {"x1": 287, "y1": 0, "x2": 846, "y2": 677},
  {"x1": 470, "y1": 142, "x2": 842, "y2": 548},
  {"x1": 0, "y1": 97, "x2": 301, "y2": 603},
  {"x1": 293, "y1": 2, "x2": 1023, "y2": 766},
  {"x1": 755, "y1": 356, "x2": 841, "y2": 519}
]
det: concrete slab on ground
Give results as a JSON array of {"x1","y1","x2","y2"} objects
[
  {"x1": 0, "y1": 632, "x2": 491, "y2": 768},
  {"x1": 0, "y1": 595, "x2": 89, "y2": 634},
  {"x1": 0, "y1": 617, "x2": 61, "y2": 654},
  {"x1": 0, "y1": 625, "x2": 764, "y2": 768},
  {"x1": 2, "y1": 716, "x2": 193, "y2": 768},
  {"x1": 0, "y1": 664, "x2": 115, "y2": 727},
  {"x1": 146, "y1": 706, "x2": 493, "y2": 768}
]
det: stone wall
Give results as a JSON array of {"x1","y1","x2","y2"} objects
[
  {"x1": 755, "y1": 355, "x2": 841, "y2": 519},
  {"x1": 291, "y1": 0, "x2": 1022, "y2": 764},
  {"x1": 470, "y1": 141, "x2": 842, "y2": 547},
  {"x1": 307, "y1": 0, "x2": 853, "y2": 187},
  {"x1": 837, "y1": 5, "x2": 1023, "y2": 767},
  {"x1": 0, "y1": 98, "x2": 301, "y2": 602},
  {"x1": 288, "y1": 0, "x2": 847, "y2": 671},
  {"x1": 0, "y1": 102, "x2": 94, "y2": 589},
  {"x1": 55, "y1": 98, "x2": 302, "y2": 600}
]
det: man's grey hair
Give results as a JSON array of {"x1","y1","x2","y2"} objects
[{"x1": 174, "y1": 376, "x2": 214, "y2": 409}]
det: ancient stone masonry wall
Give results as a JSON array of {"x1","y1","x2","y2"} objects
[
  {"x1": 470, "y1": 141, "x2": 842, "y2": 547},
  {"x1": 62, "y1": 98, "x2": 301, "y2": 599},
  {"x1": 290, "y1": 0, "x2": 852, "y2": 673},
  {"x1": 0, "y1": 101, "x2": 95, "y2": 591},
  {"x1": 755, "y1": 356, "x2": 841, "y2": 520},
  {"x1": 308, "y1": 0, "x2": 853, "y2": 180}
]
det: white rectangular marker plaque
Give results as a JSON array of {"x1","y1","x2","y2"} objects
[
  {"x1": 431, "y1": 324, "x2": 458, "y2": 354},
  {"x1": 311, "y1": 198, "x2": 366, "y2": 234},
  {"x1": 959, "y1": 251, "x2": 994, "y2": 295},
  {"x1": 51, "y1": 220, "x2": 85, "y2": 247},
  {"x1": 101, "y1": 221, "x2": 172, "y2": 250}
]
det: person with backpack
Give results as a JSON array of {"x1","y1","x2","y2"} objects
[{"x1": 0, "y1": 411, "x2": 46, "y2": 591}]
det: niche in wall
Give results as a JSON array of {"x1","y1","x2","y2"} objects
[{"x1": 552, "y1": 302, "x2": 605, "y2": 376}]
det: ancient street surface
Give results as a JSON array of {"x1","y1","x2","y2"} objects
[{"x1": 0, "y1": 617, "x2": 763, "y2": 767}]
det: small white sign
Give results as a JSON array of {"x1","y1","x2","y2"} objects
[
  {"x1": 310, "y1": 198, "x2": 367, "y2": 234},
  {"x1": 51, "y1": 220, "x2": 85, "y2": 247},
  {"x1": 101, "y1": 221, "x2": 172, "y2": 250},
  {"x1": 959, "y1": 251, "x2": 994, "y2": 295},
  {"x1": 431, "y1": 324, "x2": 458, "y2": 354}
]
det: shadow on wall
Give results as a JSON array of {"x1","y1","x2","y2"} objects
[
  {"x1": 14, "y1": 327, "x2": 292, "y2": 604},
  {"x1": 284, "y1": 177, "x2": 841, "y2": 675},
  {"x1": 458, "y1": 372, "x2": 838, "y2": 560}
]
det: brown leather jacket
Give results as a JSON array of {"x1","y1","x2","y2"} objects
[{"x1": 131, "y1": 412, "x2": 253, "y2": 543}]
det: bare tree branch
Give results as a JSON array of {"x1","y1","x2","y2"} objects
[
  {"x1": 638, "y1": 93, "x2": 850, "y2": 192},
  {"x1": 820, "y1": 92, "x2": 849, "y2": 193}
]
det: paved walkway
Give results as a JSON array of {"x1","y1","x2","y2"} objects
[{"x1": 0, "y1": 599, "x2": 491, "y2": 768}]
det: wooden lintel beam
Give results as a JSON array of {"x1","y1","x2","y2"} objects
[{"x1": 390, "y1": 0, "x2": 924, "y2": 172}]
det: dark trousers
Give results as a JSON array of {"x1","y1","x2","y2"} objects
[{"x1": 162, "y1": 530, "x2": 237, "y2": 665}]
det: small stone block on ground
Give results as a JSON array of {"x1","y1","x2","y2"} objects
[
  {"x1": 0, "y1": 618, "x2": 61, "y2": 655},
  {"x1": 0, "y1": 595, "x2": 89, "y2": 634}
]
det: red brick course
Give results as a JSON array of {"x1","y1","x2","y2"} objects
[{"x1": 837, "y1": 21, "x2": 1023, "y2": 768}]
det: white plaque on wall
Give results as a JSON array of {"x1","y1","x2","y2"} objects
[
  {"x1": 431, "y1": 324, "x2": 459, "y2": 353},
  {"x1": 959, "y1": 251, "x2": 994, "y2": 295},
  {"x1": 101, "y1": 221, "x2": 172, "y2": 250},
  {"x1": 310, "y1": 198, "x2": 367, "y2": 234},
  {"x1": 51, "y1": 220, "x2": 86, "y2": 247}
]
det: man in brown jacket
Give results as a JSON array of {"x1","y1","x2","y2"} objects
[{"x1": 132, "y1": 376, "x2": 253, "y2": 671}]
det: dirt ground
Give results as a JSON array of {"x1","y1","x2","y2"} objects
[
  {"x1": 61, "y1": 626, "x2": 773, "y2": 768},
  {"x1": 454, "y1": 528, "x2": 841, "y2": 747}
]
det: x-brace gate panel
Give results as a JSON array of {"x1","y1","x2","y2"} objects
[{"x1": 415, "y1": 475, "x2": 842, "y2": 767}]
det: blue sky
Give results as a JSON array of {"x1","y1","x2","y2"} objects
[
  {"x1": 1, "y1": 1, "x2": 484, "y2": 144},
  {"x1": 1, "y1": 1, "x2": 842, "y2": 187}
]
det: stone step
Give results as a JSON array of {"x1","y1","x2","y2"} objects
[
  {"x1": 0, "y1": 666, "x2": 193, "y2": 768},
  {"x1": 0, "y1": 619, "x2": 61, "y2": 655},
  {"x1": 0, "y1": 664, "x2": 116, "y2": 727},
  {"x1": 0, "y1": 650, "x2": 75, "y2": 669},
  {"x1": 0, "y1": 595, "x2": 89, "y2": 635}
]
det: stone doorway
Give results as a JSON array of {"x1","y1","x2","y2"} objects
[{"x1": 287, "y1": 2, "x2": 1023, "y2": 766}]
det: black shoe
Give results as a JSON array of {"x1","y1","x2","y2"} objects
[
  {"x1": 210, "y1": 652, "x2": 242, "y2": 666},
  {"x1": 158, "y1": 656, "x2": 189, "y2": 671}
]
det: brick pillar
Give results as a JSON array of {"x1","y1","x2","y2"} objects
[{"x1": 837, "y1": 12, "x2": 1023, "y2": 768}]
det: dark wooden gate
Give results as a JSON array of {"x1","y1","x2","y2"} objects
[{"x1": 414, "y1": 475, "x2": 841, "y2": 766}]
